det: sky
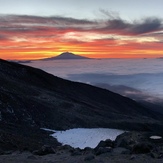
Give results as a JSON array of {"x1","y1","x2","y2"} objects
[{"x1": 0, "y1": 0, "x2": 163, "y2": 60}]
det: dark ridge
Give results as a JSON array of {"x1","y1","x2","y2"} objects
[{"x1": 0, "y1": 58, "x2": 163, "y2": 132}]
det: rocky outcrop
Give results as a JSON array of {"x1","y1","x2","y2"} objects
[
  {"x1": 115, "y1": 131, "x2": 163, "y2": 154},
  {"x1": 33, "y1": 145, "x2": 56, "y2": 156},
  {"x1": 0, "y1": 123, "x2": 61, "y2": 152},
  {"x1": 0, "y1": 131, "x2": 163, "y2": 163}
]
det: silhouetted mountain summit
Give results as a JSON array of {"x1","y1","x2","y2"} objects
[
  {"x1": 42, "y1": 52, "x2": 89, "y2": 60},
  {"x1": 0, "y1": 58, "x2": 163, "y2": 132}
]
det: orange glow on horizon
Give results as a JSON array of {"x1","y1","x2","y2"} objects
[
  {"x1": 1, "y1": 40, "x2": 163, "y2": 60},
  {"x1": 1, "y1": 15, "x2": 163, "y2": 60}
]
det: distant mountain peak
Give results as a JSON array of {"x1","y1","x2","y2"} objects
[
  {"x1": 58, "y1": 52, "x2": 79, "y2": 57},
  {"x1": 60, "y1": 51, "x2": 74, "y2": 55},
  {"x1": 42, "y1": 52, "x2": 90, "y2": 60}
]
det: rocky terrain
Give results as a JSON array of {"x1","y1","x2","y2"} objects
[
  {"x1": 0, "y1": 58, "x2": 163, "y2": 162},
  {"x1": 0, "y1": 130, "x2": 163, "y2": 163}
]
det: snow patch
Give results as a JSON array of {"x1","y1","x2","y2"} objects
[
  {"x1": 44, "y1": 128, "x2": 124, "y2": 149},
  {"x1": 150, "y1": 136, "x2": 162, "y2": 140},
  {"x1": 41, "y1": 128, "x2": 56, "y2": 132}
]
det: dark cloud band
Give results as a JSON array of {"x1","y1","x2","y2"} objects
[{"x1": 0, "y1": 14, "x2": 163, "y2": 41}]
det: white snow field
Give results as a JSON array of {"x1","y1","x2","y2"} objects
[
  {"x1": 47, "y1": 128, "x2": 124, "y2": 149},
  {"x1": 150, "y1": 136, "x2": 162, "y2": 140}
]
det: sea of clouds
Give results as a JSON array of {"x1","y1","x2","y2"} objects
[{"x1": 25, "y1": 58, "x2": 163, "y2": 99}]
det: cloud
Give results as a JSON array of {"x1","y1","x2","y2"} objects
[
  {"x1": 0, "y1": 15, "x2": 95, "y2": 30},
  {"x1": 97, "y1": 17, "x2": 163, "y2": 36},
  {"x1": 67, "y1": 72, "x2": 163, "y2": 98},
  {"x1": 107, "y1": 19, "x2": 129, "y2": 30},
  {"x1": 130, "y1": 18, "x2": 162, "y2": 34},
  {"x1": 1, "y1": 14, "x2": 162, "y2": 35},
  {"x1": 89, "y1": 10, "x2": 163, "y2": 35},
  {"x1": 99, "y1": 9, "x2": 120, "y2": 19},
  {"x1": 0, "y1": 13, "x2": 163, "y2": 59},
  {"x1": 0, "y1": 34, "x2": 10, "y2": 40}
]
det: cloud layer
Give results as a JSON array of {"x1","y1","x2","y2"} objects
[{"x1": 0, "y1": 14, "x2": 163, "y2": 59}]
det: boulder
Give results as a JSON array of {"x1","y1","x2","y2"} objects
[
  {"x1": 57, "y1": 145, "x2": 73, "y2": 151},
  {"x1": 114, "y1": 132, "x2": 137, "y2": 149},
  {"x1": 0, "y1": 149, "x2": 4, "y2": 155},
  {"x1": 95, "y1": 147, "x2": 112, "y2": 155},
  {"x1": 112, "y1": 147, "x2": 130, "y2": 155},
  {"x1": 84, "y1": 154, "x2": 95, "y2": 161},
  {"x1": 95, "y1": 139, "x2": 114, "y2": 150},
  {"x1": 114, "y1": 131, "x2": 150, "y2": 150},
  {"x1": 33, "y1": 145, "x2": 55, "y2": 156},
  {"x1": 83, "y1": 147, "x2": 93, "y2": 155},
  {"x1": 132, "y1": 142, "x2": 153, "y2": 154},
  {"x1": 71, "y1": 148, "x2": 82, "y2": 156}
]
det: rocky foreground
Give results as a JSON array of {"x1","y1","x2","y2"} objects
[{"x1": 0, "y1": 127, "x2": 163, "y2": 163}]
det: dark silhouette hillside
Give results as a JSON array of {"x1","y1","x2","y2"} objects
[{"x1": 0, "y1": 58, "x2": 162, "y2": 132}]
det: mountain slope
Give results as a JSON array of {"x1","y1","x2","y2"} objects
[
  {"x1": 0, "y1": 59, "x2": 162, "y2": 131},
  {"x1": 42, "y1": 52, "x2": 89, "y2": 60}
]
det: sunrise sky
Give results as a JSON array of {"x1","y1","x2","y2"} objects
[{"x1": 0, "y1": 0, "x2": 163, "y2": 60}]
